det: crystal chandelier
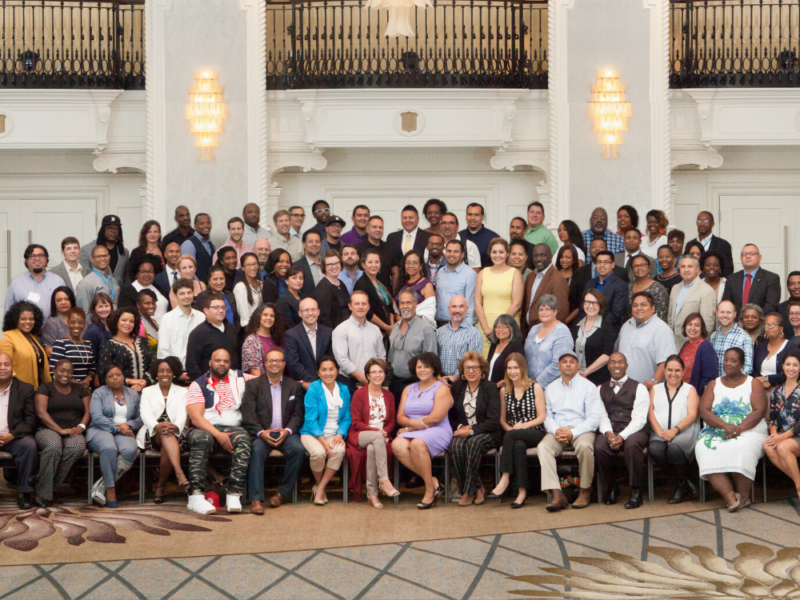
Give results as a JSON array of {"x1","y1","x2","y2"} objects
[
  {"x1": 185, "y1": 71, "x2": 228, "y2": 161},
  {"x1": 587, "y1": 70, "x2": 632, "y2": 159}
]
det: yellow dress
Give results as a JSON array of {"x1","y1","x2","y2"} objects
[{"x1": 480, "y1": 267, "x2": 518, "y2": 354}]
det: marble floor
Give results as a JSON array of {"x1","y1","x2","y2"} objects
[{"x1": 1, "y1": 497, "x2": 798, "y2": 600}]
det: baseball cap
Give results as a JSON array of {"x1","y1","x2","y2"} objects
[
  {"x1": 325, "y1": 215, "x2": 346, "y2": 227},
  {"x1": 101, "y1": 215, "x2": 121, "y2": 227}
]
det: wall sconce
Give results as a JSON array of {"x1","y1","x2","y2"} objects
[
  {"x1": 185, "y1": 71, "x2": 228, "y2": 161},
  {"x1": 587, "y1": 70, "x2": 631, "y2": 159}
]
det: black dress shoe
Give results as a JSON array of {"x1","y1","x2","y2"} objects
[
  {"x1": 668, "y1": 479, "x2": 698, "y2": 504},
  {"x1": 604, "y1": 482, "x2": 620, "y2": 505},
  {"x1": 511, "y1": 497, "x2": 527, "y2": 509},
  {"x1": 625, "y1": 488, "x2": 643, "y2": 509},
  {"x1": 16, "y1": 493, "x2": 31, "y2": 510},
  {"x1": 32, "y1": 497, "x2": 49, "y2": 508}
]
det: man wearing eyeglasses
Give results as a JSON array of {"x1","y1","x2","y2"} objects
[
  {"x1": 582, "y1": 250, "x2": 628, "y2": 331},
  {"x1": 4, "y1": 244, "x2": 65, "y2": 319},
  {"x1": 686, "y1": 211, "x2": 734, "y2": 277},
  {"x1": 722, "y1": 243, "x2": 781, "y2": 315},
  {"x1": 185, "y1": 294, "x2": 241, "y2": 380},
  {"x1": 288, "y1": 206, "x2": 306, "y2": 239},
  {"x1": 310, "y1": 200, "x2": 331, "y2": 239}
]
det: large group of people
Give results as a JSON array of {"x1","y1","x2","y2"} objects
[{"x1": 0, "y1": 200, "x2": 796, "y2": 519}]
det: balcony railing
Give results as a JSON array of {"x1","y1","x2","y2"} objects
[
  {"x1": 266, "y1": 0, "x2": 548, "y2": 89},
  {"x1": 671, "y1": 0, "x2": 800, "y2": 87},
  {"x1": 0, "y1": 0, "x2": 145, "y2": 89}
]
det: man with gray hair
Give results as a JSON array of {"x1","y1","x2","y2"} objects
[
  {"x1": 388, "y1": 289, "x2": 438, "y2": 403},
  {"x1": 668, "y1": 254, "x2": 716, "y2": 350},
  {"x1": 438, "y1": 295, "x2": 483, "y2": 383}
]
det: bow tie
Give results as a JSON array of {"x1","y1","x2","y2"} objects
[{"x1": 611, "y1": 380, "x2": 623, "y2": 390}]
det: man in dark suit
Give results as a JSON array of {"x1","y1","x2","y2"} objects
[
  {"x1": 584, "y1": 250, "x2": 629, "y2": 331},
  {"x1": 241, "y1": 348, "x2": 305, "y2": 512},
  {"x1": 568, "y1": 238, "x2": 628, "y2": 325},
  {"x1": 0, "y1": 352, "x2": 39, "y2": 509},
  {"x1": 687, "y1": 211, "x2": 734, "y2": 277},
  {"x1": 386, "y1": 205, "x2": 431, "y2": 263},
  {"x1": 283, "y1": 298, "x2": 333, "y2": 389},
  {"x1": 153, "y1": 242, "x2": 183, "y2": 298},
  {"x1": 722, "y1": 243, "x2": 781, "y2": 315},
  {"x1": 614, "y1": 229, "x2": 656, "y2": 280},
  {"x1": 295, "y1": 230, "x2": 323, "y2": 298},
  {"x1": 521, "y1": 244, "x2": 570, "y2": 335},
  {"x1": 779, "y1": 271, "x2": 800, "y2": 338}
]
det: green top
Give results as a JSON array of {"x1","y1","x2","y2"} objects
[{"x1": 524, "y1": 224, "x2": 558, "y2": 255}]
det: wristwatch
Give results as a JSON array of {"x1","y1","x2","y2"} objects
[{"x1": 78, "y1": 424, "x2": 86, "y2": 431}]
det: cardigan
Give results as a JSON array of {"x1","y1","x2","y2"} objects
[
  {"x1": 136, "y1": 383, "x2": 188, "y2": 449},
  {"x1": 448, "y1": 379, "x2": 502, "y2": 446},
  {"x1": 569, "y1": 318, "x2": 618, "y2": 385},
  {"x1": 753, "y1": 338, "x2": 800, "y2": 386},
  {"x1": 299, "y1": 378, "x2": 352, "y2": 438},
  {"x1": 345, "y1": 386, "x2": 396, "y2": 502},
  {"x1": 487, "y1": 340, "x2": 525, "y2": 384},
  {"x1": 0, "y1": 329, "x2": 52, "y2": 389},
  {"x1": 314, "y1": 277, "x2": 351, "y2": 330},
  {"x1": 85, "y1": 385, "x2": 142, "y2": 444},
  {"x1": 682, "y1": 339, "x2": 719, "y2": 397},
  {"x1": 354, "y1": 275, "x2": 394, "y2": 327}
]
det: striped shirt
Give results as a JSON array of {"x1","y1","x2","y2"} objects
[
  {"x1": 49, "y1": 339, "x2": 95, "y2": 382},
  {"x1": 4, "y1": 271, "x2": 65, "y2": 320},
  {"x1": 436, "y1": 321, "x2": 483, "y2": 376},
  {"x1": 710, "y1": 323, "x2": 754, "y2": 376},
  {"x1": 186, "y1": 371, "x2": 255, "y2": 426}
]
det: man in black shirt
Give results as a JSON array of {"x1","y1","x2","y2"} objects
[
  {"x1": 356, "y1": 215, "x2": 401, "y2": 292},
  {"x1": 185, "y1": 293, "x2": 240, "y2": 380},
  {"x1": 162, "y1": 205, "x2": 195, "y2": 248}
]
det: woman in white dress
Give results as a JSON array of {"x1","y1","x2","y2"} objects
[
  {"x1": 695, "y1": 347, "x2": 768, "y2": 512},
  {"x1": 648, "y1": 355, "x2": 701, "y2": 504}
]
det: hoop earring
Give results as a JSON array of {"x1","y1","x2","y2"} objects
[{"x1": 481, "y1": 374, "x2": 486, "y2": 379}]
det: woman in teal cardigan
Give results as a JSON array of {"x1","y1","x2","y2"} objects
[{"x1": 300, "y1": 355, "x2": 352, "y2": 505}]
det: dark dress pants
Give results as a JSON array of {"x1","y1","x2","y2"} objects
[
  {"x1": 499, "y1": 428, "x2": 546, "y2": 489},
  {"x1": 5, "y1": 436, "x2": 38, "y2": 494},
  {"x1": 248, "y1": 434, "x2": 304, "y2": 501},
  {"x1": 648, "y1": 440, "x2": 691, "y2": 483},
  {"x1": 594, "y1": 429, "x2": 649, "y2": 489}
]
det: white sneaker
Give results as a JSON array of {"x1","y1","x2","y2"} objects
[
  {"x1": 226, "y1": 494, "x2": 242, "y2": 513},
  {"x1": 187, "y1": 494, "x2": 216, "y2": 515},
  {"x1": 91, "y1": 478, "x2": 106, "y2": 506}
]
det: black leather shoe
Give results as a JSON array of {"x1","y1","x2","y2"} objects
[
  {"x1": 32, "y1": 496, "x2": 49, "y2": 508},
  {"x1": 625, "y1": 488, "x2": 643, "y2": 509},
  {"x1": 668, "y1": 479, "x2": 698, "y2": 504},
  {"x1": 604, "y1": 482, "x2": 620, "y2": 505},
  {"x1": 16, "y1": 493, "x2": 31, "y2": 510}
]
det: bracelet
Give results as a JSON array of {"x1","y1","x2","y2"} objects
[{"x1": 675, "y1": 425, "x2": 682, "y2": 433}]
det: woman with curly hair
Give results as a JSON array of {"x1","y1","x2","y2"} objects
[
  {"x1": 642, "y1": 209, "x2": 669, "y2": 262},
  {"x1": 241, "y1": 303, "x2": 285, "y2": 377},
  {"x1": 98, "y1": 307, "x2": 154, "y2": 391},
  {"x1": 423, "y1": 198, "x2": 448, "y2": 236},
  {"x1": 41, "y1": 286, "x2": 82, "y2": 354},
  {"x1": 555, "y1": 220, "x2": 586, "y2": 265},
  {"x1": 616, "y1": 205, "x2": 639, "y2": 237},
  {"x1": 0, "y1": 300, "x2": 51, "y2": 388}
]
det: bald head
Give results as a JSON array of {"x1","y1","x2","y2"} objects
[
  {"x1": 253, "y1": 238, "x2": 271, "y2": 266},
  {"x1": 0, "y1": 352, "x2": 12, "y2": 381},
  {"x1": 243, "y1": 203, "x2": 261, "y2": 228},
  {"x1": 299, "y1": 297, "x2": 320, "y2": 327},
  {"x1": 209, "y1": 349, "x2": 231, "y2": 378},
  {"x1": 448, "y1": 295, "x2": 468, "y2": 325}
]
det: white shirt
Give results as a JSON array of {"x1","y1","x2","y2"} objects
[
  {"x1": 426, "y1": 236, "x2": 480, "y2": 269},
  {"x1": 64, "y1": 262, "x2": 84, "y2": 290},
  {"x1": 401, "y1": 227, "x2": 420, "y2": 254},
  {"x1": 242, "y1": 223, "x2": 271, "y2": 247},
  {"x1": 233, "y1": 280, "x2": 262, "y2": 327},
  {"x1": 599, "y1": 375, "x2": 650, "y2": 440},
  {"x1": 698, "y1": 234, "x2": 713, "y2": 252},
  {"x1": 132, "y1": 281, "x2": 170, "y2": 320},
  {"x1": 165, "y1": 265, "x2": 181, "y2": 287},
  {"x1": 157, "y1": 306, "x2": 205, "y2": 366},
  {"x1": 305, "y1": 324, "x2": 318, "y2": 359},
  {"x1": 332, "y1": 316, "x2": 386, "y2": 377}
]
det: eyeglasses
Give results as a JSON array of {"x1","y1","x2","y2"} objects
[
  {"x1": 28, "y1": 254, "x2": 46, "y2": 259},
  {"x1": 266, "y1": 359, "x2": 285, "y2": 364},
  {"x1": 463, "y1": 365, "x2": 481, "y2": 372},
  {"x1": 696, "y1": 219, "x2": 712, "y2": 224},
  {"x1": 290, "y1": 213, "x2": 306, "y2": 218},
  {"x1": 313, "y1": 208, "x2": 331, "y2": 215},
  {"x1": 632, "y1": 263, "x2": 649, "y2": 269},
  {"x1": 765, "y1": 323, "x2": 782, "y2": 329},
  {"x1": 584, "y1": 300, "x2": 599, "y2": 306},
  {"x1": 595, "y1": 260, "x2": 613, "y2": 265},
  {"x1": 741, "y1": 252, "x2": 759, "y2": 258}
]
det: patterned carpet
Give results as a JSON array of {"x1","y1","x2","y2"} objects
[{"x1": 1, "y1": 497, "x2": 798, "y2": 599}]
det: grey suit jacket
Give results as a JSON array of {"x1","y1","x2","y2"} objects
[
  {"x1": 668, "y1": 278, "x2": 717, "y2": 351},
  {"x1": 49, "y1": 262, "x2": 79, "y2": 293},
  {"x1": 79, "y1": 242, "x2": 128, "y2": 287},
  {"x1": 614, "y1": 251, "x2": 656, "y2": 280}
]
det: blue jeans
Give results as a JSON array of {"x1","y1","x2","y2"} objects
[{"x1": 248, "y1": 434, "x2": 304, "y2": 501}]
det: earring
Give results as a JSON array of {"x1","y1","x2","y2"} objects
[{"x1": 481, "y1": 374, "x2": 486, "y2": 379}]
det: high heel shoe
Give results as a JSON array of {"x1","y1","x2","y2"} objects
[
  {"x1": 311, "y1": 485, "x2": 327, "y2": 506},
  {"x1": 511, "y1": 496, "x2": 527, "y2": 509},
  {"x1": 417, "y1": 495, "x2": 438, "y2": 510},
  {"x1": 176, "y1": 472, "x2": 190, "y2": 493},
  {"x1": 153, "y1": 484, "x2": 165, "y2": 505},
  {"x1": 379, "y1": 480, "x2": 400, "y2": 498},
  {"x1": 367, "y1": 495, "x2": 384, "y2": 509}
]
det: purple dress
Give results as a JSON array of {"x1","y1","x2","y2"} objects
[
  {"x1": 398, "y1": 381, "x2": 453, "y2": 456},
  {"x1": 397, "y1": 277, "x2": 431, "y2": 304}
]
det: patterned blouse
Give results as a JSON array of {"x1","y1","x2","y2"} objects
[
  {"x1": 505, "y1": 383, "x2": 544, "y2": 429},
  {"x1": 241, "y1": 333, "x2": 281, "y2": 374},
  {"x1": 98, "y1": 337, "x2": 155, "y2": 385},
  {"x1": 626, "y1": 281, "x2": 670, "y2": 323},
  {"x1": 769, "y1": 383, "x2": 800, "y2": 435},
  {"x1": 679, "y1": 338, "x2": 703, "y2": 385}
]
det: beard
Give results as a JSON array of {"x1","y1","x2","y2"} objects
[
  {"x1": 401, "y1": 310, "x2": 413, "y2": 319},
  {"x1": 32, "y1": 267, "x2": 44, "y2": 274}
]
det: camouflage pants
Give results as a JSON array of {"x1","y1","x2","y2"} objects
[{"x1": 186, "y1": 426, "x2": 252, "y2": 496}]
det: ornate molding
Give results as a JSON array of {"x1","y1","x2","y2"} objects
[
  {"x1": 686, "y1": 89, "x2": 716, "y2": 148},
  {"x1": 671, "y1": 146, "x2": 724, "y2": 170},
  {"x1": 268, "y1": 150, "x2": 328, "y2": 186},
  {"x1": 489, "y1": 150, "x2": 549, "y2": 179},
  {"x1": 0, "y1": 111, "x2": 14, "y2": 139},
  {"x1": 92, "y1": 152, "x2": 146, "y2": 174},
  {"x1": 392, "y1": 108, "x2": 426, "y2": 137},
  {"x1": 500, "y1": 103, "x2": 517, "y2": 149}
]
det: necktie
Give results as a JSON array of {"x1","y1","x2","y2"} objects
[
  {"x1": 743, "y1": 273, "x2": 752, "y2": 305},
  {"x1": 627, "y1": 254, "x2": 635, "y2": 267},
  {"x1": 404, "y1": 232, "x2": 413, "y2": 254},
  {"x1": 172, "y1": 270, "x2": 178, "y2": 284}
]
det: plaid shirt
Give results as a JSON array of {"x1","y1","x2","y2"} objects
[
  {"x1": 436, "y1": 321, "x2": 483, "y2": 376},
  {"x1": 581, "y1": 229, "x2": 625, "y2": 255},
  {"x1": 709, "y1": 323, "x2": 754, "y2": 376}
]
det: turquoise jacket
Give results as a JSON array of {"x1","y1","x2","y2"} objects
[{"x1": 299, "y1": 379, "x2": 351, "y2": 438}]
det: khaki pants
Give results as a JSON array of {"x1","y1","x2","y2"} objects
[
  {"x1": 358, "y1": 431, "x2": 389, "y2": 497},
  {"x1": 537, "y1": 432, "x2": 596, "y2": 491},
  {"x1": 302, "y1": 435, "x2": 346, "y2": 472}
]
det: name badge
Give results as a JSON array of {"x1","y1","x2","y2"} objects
[{"x1": 26, "y1": 292, "x2": 41, "y2": 303}]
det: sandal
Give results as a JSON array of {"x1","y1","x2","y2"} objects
[
  {"x1": 153, "y1": 484, "x2": 165, "y2": 505},
  {"x1": 176, "y1": 472, "x2": 190, "y2": 493},
  {"x1": 367, "y1": 495, "x2": 384, "y2": 509}
]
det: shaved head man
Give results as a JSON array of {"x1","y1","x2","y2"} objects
[
  {"x1": 162, "y1": 205, "x2": 195, "y2": 248},
  {"x1": 283, "y1": 297, "x2": 333, "y2": 390},
  {"x1": 241, "y1": 203, "x2": 272, "y2": 247}
]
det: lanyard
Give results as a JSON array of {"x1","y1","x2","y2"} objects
[{"x1": 93, "y1": 269, "x2": 114, "y2": 301}]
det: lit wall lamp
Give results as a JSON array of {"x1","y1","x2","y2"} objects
[
  {"x1": 185, "y1": 71, "x2": 228, "y2": 161},
  {"x1": 587, "y1": 70, "x2": 631, "y2": 159}
]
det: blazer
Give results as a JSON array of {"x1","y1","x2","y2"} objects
[
  {"x1": 583, "y1": 273, "x2": 629, "y2": 332},
  {"x1": 570, "y1": 317, "x2": 618, "y2": 385},
  {"x1": 136, "y1": 383, "x2": 188, "y2": 449},
  {"x1": 668, "y1": 278, "x2": 718, "y2": 351},
  {"x1": 4, "y1": 378, "x2": 37, "y2": 438},
  {"x1": 354, "y1": 275, "x2": 394, "y2": 326},
  {"x1": 448, "y1": 379, "x2": 502, "y2": 447},
  {"x1": 569, "y1": 263, "x2": 628, "y2": 315},
  {"x1": 681, "y1": 339, "x2": 719, "y2": 397},
  {"x1": 0, "y1": 330, "x2": 52, "y2": 389},
  {"x1": 487, "y1": 340, "x2": 525, "y2": 383},
  {"x1": 752, "y1": 338, "x2": 800, "y2": 386},
  {"x1": 79, "y1": 242, "x2": 129, "y2": 286},
  {"x1": 153, "y1": 270, "x2": 173, "y2": 299},
  {"x1": 276, "y1": 292, "x2": 303, "y2": 330},
  {"x1": 347, "y1": 385, "x2": 396, "y2": 446},
  {"x1": 283, "y1": 322, "x2": 333, "y2": 383},
  {"x1": 85, "y1": 385, "x2": 142, "y2": 444},
  {"x1": 614, "y1": 251, "x2": 657, "y2": 280},
  {"x1": 387, "y1": 228, "x2": 431, "y2": 259},
  {"x1": 295, "y1": 256, "x2": 319, "y2": 298},
  {"x1": 521, "y1": 267, "x2": 570, "y2": 335},
  {"x1": 722, "y1": 268, "x2": 782, "y2": 316},
  {"x1": 299, "y1": 379, "x2": 352, "y2": 438},
  {"x1": 241, "y1": 375, "x2": 305, "y2": 436},
  {"x1": 49, "y1": 262, "x2": 78, "y2": 293},
  {"x1": 687, "y1": 235, "x2": 734, "y2": 277}
]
